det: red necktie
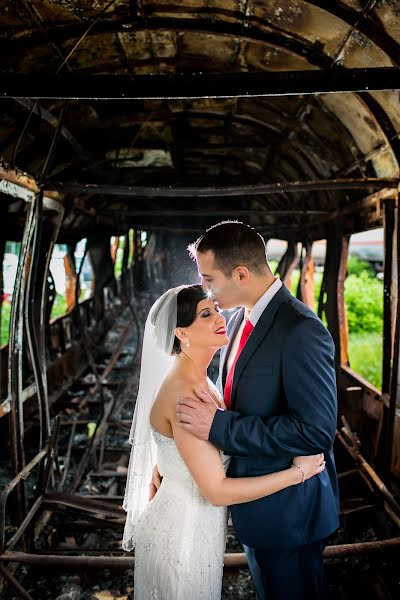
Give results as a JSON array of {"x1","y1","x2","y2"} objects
[{"x1": 224, "y1": 319, "x2": 254, "y2": 409}]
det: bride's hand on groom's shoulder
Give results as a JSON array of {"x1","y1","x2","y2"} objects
[{"x1": 176, "y1": 388, "x2": 221, "y2": 441}]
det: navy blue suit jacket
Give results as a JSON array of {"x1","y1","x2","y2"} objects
[{"x1": 209, "y1": 284, "x2": 339, "y2": 550}]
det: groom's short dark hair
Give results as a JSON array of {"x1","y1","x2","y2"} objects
[{"x1": 188, "y1": 221, "x2": 268, "y2": 276}]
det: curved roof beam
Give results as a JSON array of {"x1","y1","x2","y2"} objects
[
  {"x1": 0, "y1": 18, "x2": 347, "y2": 70},
  {"x1": 301, "y1": 0, "x2": 400, "y2": 65},
  {"x1": 3, "y1": 16, "x2": 398, "y2": 178},
  {"x1": 4, "y1": 5, "x2": 399, "y2": 65}
]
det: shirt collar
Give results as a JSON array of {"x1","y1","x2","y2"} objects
[{"x1": 246, "y1": 278, "x2": 283, "y2": 326}]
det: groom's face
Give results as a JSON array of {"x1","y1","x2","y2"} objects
[{"x1": 196, "y1": 250, "x2": 242, "y2": 310}]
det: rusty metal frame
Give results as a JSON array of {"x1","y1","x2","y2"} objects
[
  {"x1": 0, "y1": 564, "x2": 33, "y2": 600},
  {"x1": 67, "y1": 283, "x2": 136, "y2": 490},
  {"x1": 0, "y1": 449, "x2": 47, "y2": 554},
  {"x1": 0, "y1": 417, "x2": 62, "y2": 557},
  {"x1": 338, "y1": 416, "x2": 400, "y2": 519},
  {"x1": 3, "y1": 6, "x2": 399, "y2": 66},
  {"x1": 2, "y1": 229, "x2": 399, "y2": 596},
  {"x1": 0, "y1": 299, "x2": 139, "y2": 597},
  {"x1": 382, "y1": 198, "x2": 396, "y2": 396},
  {"x1": 8, "y1": 196, "x2": 36, "y2": 524},
  {"x1": 296, "y1": 242, "x2": 315, "y2": 310},
  {"x1": 46, "y1": 177, "x2": 399, "y2": 198},
  {"x1": 1, "y1": 537, "x2": 399, "y2": 570},
  {"x1": 317, "y1": 222, "x2": 349, "y2": 371},
  {"x1": 386, "y1": 196, "x2": 400, "y2": 476},
  {"x1": 275, "y1": 240, "x2": 299, "y2": 291}
]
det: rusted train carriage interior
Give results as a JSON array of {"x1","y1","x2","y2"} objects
[{"x1": 0, "y1": 1, "x2": 400, "y2": 598}]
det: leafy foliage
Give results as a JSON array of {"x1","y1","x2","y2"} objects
[
  {"x1": 347, "y1": 255, "x2": 374, "y2": 277},
  {"x1": 344, "y1": 262, "x2": 383, "y2": 335}
]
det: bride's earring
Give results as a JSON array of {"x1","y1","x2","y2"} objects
[{"x1": 185, "y1": 338, "x2": 191, "y2": 347}]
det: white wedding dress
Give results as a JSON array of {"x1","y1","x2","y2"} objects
[{"x1": 133, "y1": 425, "x2": 230, "y2": 599}]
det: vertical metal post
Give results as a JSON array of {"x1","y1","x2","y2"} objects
[
  {"x1": 382, "y1": 199, "x2": 396, "y2": 395},
  {"x1": 25, "y1": 188, "x2": 50, "y2": 448},
  {"x1": 338, "y1": 236, "x2": 349, "y2": 366},
  {"x1": 0, "y1": 239, "x2": 5, "y2": 398},
  {"x1": 318, "y1": 221, "x2": 349, "y2": 372},
  {"x1": 297, "y1": 242, "x2": 315, "y2": 310},
  {"x1": 64, "y1": 246, "x2": 78, "y2": 313},
  {"x1": 275, "y1": 240, "x2": 299, "y2": 292},
  {"x1": 7, "y1": 200, "x2": 36, "y2": 522},
  {"x1": 121, "y1": 229, "x2": 130, "y2": 300},
  {"x1": 41, "y1": 205, "x2": 64, "y2": 361},
  {"x1": 386, "y1": 196, "x2": 400, "y2": 476}
]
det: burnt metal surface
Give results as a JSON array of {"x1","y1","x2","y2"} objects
[
  {"x1": 0, "y1": 1, "x2": 400, "y2": 240},
  {"x1": 0, "y1": 2, "x2": 400, "y2": 599}
]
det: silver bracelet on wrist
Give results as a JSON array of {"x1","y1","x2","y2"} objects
[{"x1": 292, "y1": 463, "x2": 305, "y2": 484}]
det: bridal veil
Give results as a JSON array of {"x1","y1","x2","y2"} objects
[{"x1": 122, "y1": 286, "x2": 187, "y2": 551}]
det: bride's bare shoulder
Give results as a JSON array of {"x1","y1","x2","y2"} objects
[
  {"x1": 157, "y1": 372, "x2": 195, "y2": 408},
  {"x1": 151, "y1": 372, "x2": 194, "y2": 432}
]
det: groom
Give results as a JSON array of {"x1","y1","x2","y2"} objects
[{"x1": 176, "y1": 221, "x2": 339, "y2": 600}]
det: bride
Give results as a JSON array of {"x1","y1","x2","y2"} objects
[{"x1": 122, "y1": 285, "x2": 325, "y2": 599}]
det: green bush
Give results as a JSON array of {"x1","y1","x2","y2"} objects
[
  {"x1": 344, "y1": 271, "x2": 383, "y2": 334},
  {"x1": 347, "y1": 255, "x2": 375, "y2": 277},
  {"x1": 345, "y1": 257, "x2": 383, "y2": 388}
]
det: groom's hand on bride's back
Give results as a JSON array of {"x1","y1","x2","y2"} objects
[
  {"x1": 149, "y1": 465, "x2": 162, "y2": 500},
  {"x1": 176, "y1": 388, "x2": 221, "y2": 441}
]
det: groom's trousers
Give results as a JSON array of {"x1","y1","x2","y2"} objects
[{"x1": 244, "y1": 540, "x2": 326, "y2": 600}]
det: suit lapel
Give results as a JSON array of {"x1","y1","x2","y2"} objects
[
  {"x1": 230, "y1": 285, "x2": 291, "y2": 408},
  {"x1": 220, "y1": 307, "x2": 244, "y2": 387}
]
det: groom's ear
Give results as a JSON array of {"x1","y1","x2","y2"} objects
[{"x1": 235, "y1": 266, "x2": 250, "y2": 285}]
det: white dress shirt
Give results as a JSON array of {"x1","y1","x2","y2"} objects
[{"x1": 226, "y1": 278, "x2": 283, "y2": 373}]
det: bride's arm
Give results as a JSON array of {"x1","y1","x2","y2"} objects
[{"x1": 171, "y1": 417, "x2": 324, "y2": 507}]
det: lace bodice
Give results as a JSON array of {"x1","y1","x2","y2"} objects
[
  {"x1": 133, "y1": 425, "x2": 229, "y2": 599},
  {"x1": 153, "y1": 427, "x2": 230, "y2": 495}
]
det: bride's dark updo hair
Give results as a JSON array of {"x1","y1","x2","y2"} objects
[{"x1": 172, "y1": 285, "x2": 208, "y2": 354}]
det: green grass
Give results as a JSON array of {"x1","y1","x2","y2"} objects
[{"x1": 348, "y1": 331, "x2": 382, "y2": 390}]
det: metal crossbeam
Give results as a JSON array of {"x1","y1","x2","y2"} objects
[
  {"x1": 2, "y1": 69, "x2": 400, "y2": 100},
  {"x1": 46, "y1": 178, "x2": 399, "y2": 198}
]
